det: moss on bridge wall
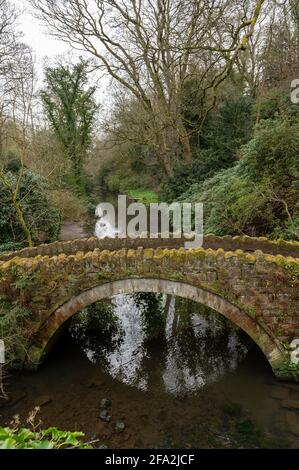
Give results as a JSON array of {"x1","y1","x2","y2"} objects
[
  {"x1": 0, "y1": 244, "x2": 298, "y2": 379},
  {"x1": 1, "y1": 234, "x2": 299, "y2": 262}
]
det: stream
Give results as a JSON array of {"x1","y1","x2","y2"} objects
[{"x1": 0, "y1": 216, "x2": 298, "y2": 449}]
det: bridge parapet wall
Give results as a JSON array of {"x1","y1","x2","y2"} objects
[{"x1": 0, "y1": 235, "x2": 299, "y2": 262}]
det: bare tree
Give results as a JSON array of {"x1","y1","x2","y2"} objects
[
  {"x1": 0, "y1": 19, "x2": 36, "y2": 248},
  {"x1": 0, "y1": 0, "x2": 20, "y2": 154},
  {"x1": 0, "y1": 0, "x2": 20, "y2": 74},
  {"x1": 262, "y1": 0, "x2": 299, "y2": 86},
  {"x1": 29, "y1": 0, "x2": 266, "y2": 176},
  {"x1": 257, "y1": 180, "x2": 299, "y2": 240}
]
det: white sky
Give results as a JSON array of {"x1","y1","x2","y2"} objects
[
  {"x1": 11, "y1": 0, "x2": 116, "y2": 122},
  {"x1": 15, "y1": 1, "x2": 69, "y2": 63},
  {"x1": 13, "y1": 0, "x2": 110, "y2": 108}
]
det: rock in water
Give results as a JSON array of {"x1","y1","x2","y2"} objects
[
  {"x1": 115, "y1": 421, "x2": 126, "y2": 433},
  {"x1": 100, "y1": 398, "x2": 112, "y2": 410},
  {"x1": 100, "y1": 409, "x2": 111, "y2": 422}
]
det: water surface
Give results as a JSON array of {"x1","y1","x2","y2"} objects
[{"x1": 1, "y1": 294, "x2": 298, "y2": 449}]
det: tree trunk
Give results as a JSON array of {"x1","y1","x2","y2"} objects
[
  {"x1": 12, "y1": 196, "x2": 33, "y2": 248},
  {"x1": 181, "y1": 134, "x2": 191, "y2": 164}
]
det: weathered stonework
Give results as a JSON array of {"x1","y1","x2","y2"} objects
[
  {"x1": 0, "y1": 237, "x2": 298, "y2": 380},
  {"x1": 1, "y1": 234, "x2": 299, "y2": 262}
]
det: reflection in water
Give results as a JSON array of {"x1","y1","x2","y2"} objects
[
  {"x1": 4, "y1": 292, "x2": 299, "y2": 449},
  {"x1": 102, "y1": 295, "x2": 147, "y2": 390},
  {"x1": 70, "y1": 294, "x2": 249, "y2": 395}
]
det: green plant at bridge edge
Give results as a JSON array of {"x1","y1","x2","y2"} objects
[
  {"x1": 276, "y1": 361, "x2": 299, "y2": 382},
  {"x1": 0, "y1": 426, "x2": 93, "y2": 449}
]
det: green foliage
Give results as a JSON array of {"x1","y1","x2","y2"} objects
[
  {"x1": 162, "y1": 149, "x2": 226, "y2": 201},
  {"x1": 178, "y1": 114, "x2": 299, "y2": 240},
  {"x1": 271, "y1": 216, "x2": 299, "y2": 241},
  {"x1": 179, "y1": 166, "x2": 268, "y2": 236},
  {"x1": 70, "y1": 300, "x2": 123, "y2": 363},
  {"x1": 100, "y1": 74, "x2": 298, "y2": 243},
  {"x1": 240, "y1": 117, "x2": 299, "y2": 188},
  {"x1": 0, "y1": 301, "x2": 33, "y2": 367},
  {"x1": 0, "y1": 168, "x2": 61, "y2": 251},
  {"x1": 256, "y1": 88, "x2": 299, "y2": 121},
  {"x1": 134, "y1": 293, "x2": 165, "y2": 339},
  {"x1": 276, "y1": 360, "x2": 299, "y2": 381},
  {"x1": 0, "y1": 242, "x2": 24, "y2": 254},
  {"x1": 163, "y1": 95, "x2": 254, "y2": 200},
  {"x1": 200, "y1": 95, "x2": 254, "y2": 156},
  {"x1": 0, "y1": 426, "x2": 92, "y2": 449},
  {"x1": 41, "y1": 60, "x2": 97, "y2": 193},
  {"x1": 126, "y1": 189, "x2": 159, "y2": 204},
  {"x1": 97, "y1": 145, "x2": 157, "y2": 199},
  {"x1": 105, "y1": 173, "x2": 144, "y2": 194}
]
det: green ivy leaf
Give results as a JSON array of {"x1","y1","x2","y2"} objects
[{"x1": 0, "y1": 437, "x2": 16, "y2": 449}]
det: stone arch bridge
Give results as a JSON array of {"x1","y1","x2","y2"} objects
[{"x1": 0, "y1": 235, "x2": 298, "y2": 380}]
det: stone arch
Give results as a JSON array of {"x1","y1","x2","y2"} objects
[{"x1": 26, "y1": 278, "x2": 285, "y2": 376}]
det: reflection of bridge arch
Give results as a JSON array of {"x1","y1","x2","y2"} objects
[{"x1": 30, "y1": 278, "x2": 284, "y2": 378}]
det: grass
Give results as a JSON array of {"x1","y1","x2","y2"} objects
[{"x1": 126, "y1": 188, "x2": 159, "y2": 204}]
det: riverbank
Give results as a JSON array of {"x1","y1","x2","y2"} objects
[{"x1": 1, "y1": 333, "x2": 298, "y2": 449}]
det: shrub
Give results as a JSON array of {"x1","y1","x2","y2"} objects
[
  {"x1": 0, "y1": 426, "x2": 92, "y2": 449},
  {"x1": 0, "y1": 169, "x2": 61, "y2": 250},
  {"x1": 0, "y1": 301, "x2": 33, "y2": 368},
  {"x1": 49, "y1": 189, "x2": 88, "y2": 222},
  {"x1": 0, "y1": 406, "x2": 94, "y2": 448},
  {"x1": 178, "y1": 116, "x2": 299, "y2": 239},
  {"x1": 162, "y1": 149, "x2": 231, "y2": 201}
]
